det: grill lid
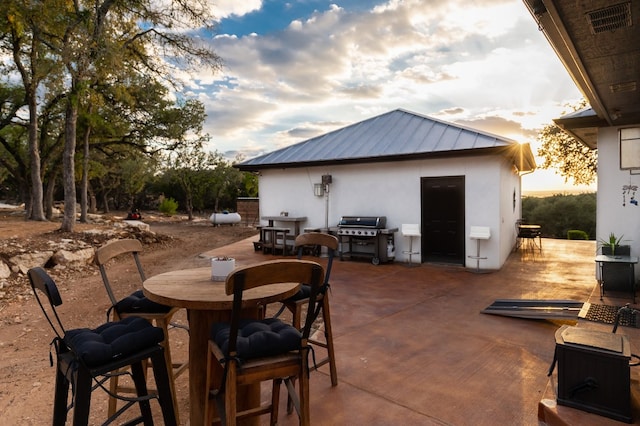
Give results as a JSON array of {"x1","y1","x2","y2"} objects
[{"x1": 338, "y1": 216, "x2": 386, "y2": 228}]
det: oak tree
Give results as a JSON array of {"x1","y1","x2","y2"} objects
[{"x1": 536, "y1": 100, "x2": 597, "y2": 186}]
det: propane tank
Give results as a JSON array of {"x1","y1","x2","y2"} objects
[{"x1": 387, "y1": 237, "x2": 395, "y2": 259}]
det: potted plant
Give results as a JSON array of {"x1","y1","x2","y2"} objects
[
  {"x1": 211, "y1": 256, "x2": 236, "y2": 281},
  {"x1": 598, "y1": 233, "x2": 629, "y2": 256}
]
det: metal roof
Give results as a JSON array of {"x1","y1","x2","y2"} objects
[
  {"x1": 236, "y1": 108, "x2": 536, "y2": 172},
  {"x1": 553, "y1": 107, "x2": 608, "y2": 150}
]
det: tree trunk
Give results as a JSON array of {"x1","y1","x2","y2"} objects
[
  {"x1": 27, "y1": 96, "x2": 46, "y2": 221},
  {"x1": 186, "y1": 195, "x2": 194, "y2": 221},
  {"x1": 60, "y1": 99, "x2": 77, "y2": 232},
  {"x1": 80, "y1": 116, "x2": 92, "y2": 223},
  {"x1": 44, "y1": 177, "x2": 56, "y2": 220},
  {"x1": 88, "y1": 183, "x2": 97, "y2": 213},
  {"x1": 101, "y1": 188, "x2": 110, "y2": 213}
]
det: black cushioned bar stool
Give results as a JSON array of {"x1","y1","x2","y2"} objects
[{"x1": 28, "y1": 267, "x2": 177, "y2": 426}]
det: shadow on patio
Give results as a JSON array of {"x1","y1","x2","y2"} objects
[{"x1": 201, "y1": 237, "x2": 640, "y2": 425}]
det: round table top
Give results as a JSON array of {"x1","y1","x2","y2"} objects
[{"x1": 143, "y1": 267, "x2": 300, "y2": 311}]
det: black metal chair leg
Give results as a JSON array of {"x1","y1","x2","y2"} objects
[
  {"x1": 150, "y1": 350, "x2": 177, "y2": 425},
  {"x1": 72, "y1": 366, "x2": 93, "y2": 426},
  {"x1": 131, "y1": 360, "x2": 154, "y2": 425},
  {"x1": 53, "y1": 364, "x2": 70, "y2": 426}
]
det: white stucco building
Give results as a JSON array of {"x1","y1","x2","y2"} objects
[
  {"x1": 523, "y1": 0, "x2": 640, "y2": 282},
  {"x1": 236, "y1": 109, "x2": 535, "y2": 270}
]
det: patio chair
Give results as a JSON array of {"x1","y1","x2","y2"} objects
[
  {"x1": 516, "y1": 219, "x2": 542, "y2": 253},
  {"x1": 274, "y1": 232, "x2": 339, "y2": 387},
  {"x1": 94, "y1": 238, "x2": 188, "y2": 422},
  {"x1": 204, "y1": 259, "x2": 325, "y2": 426},
  {"x1": 28, "y1": 266, "x2": 177, "y2": 426}
]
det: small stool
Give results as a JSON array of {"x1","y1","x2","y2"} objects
[
  {"x1": 260, "y1": 227, "x2": 276, "y2": 254},
  {"x1": 271, "y1": 227, "x2": 291, "y2": 255},
  {"x1": 468, "y1": 226, "x2": 491, "y2": 273},
  {"x1": 401, "y1": 224, "x2": 421, "y2": 266},
  {"x1": 254, "y1": 226, "x2": 264, "y2": 251}
]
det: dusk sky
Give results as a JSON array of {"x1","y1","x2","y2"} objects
[{"x1": 185, "y1": 0, "x2": 597, "y2": 194}]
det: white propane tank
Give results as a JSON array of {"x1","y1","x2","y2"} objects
[
  {"x1": 209, "y1": 211, "x2": 241, "y2": 226},
  {"x1": 387, "y1": 239, "x2": 395, "y2": 259}
]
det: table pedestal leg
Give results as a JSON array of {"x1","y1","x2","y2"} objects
[{"x1": 188, "y1": 309, "x2": 260, "y2": 426}]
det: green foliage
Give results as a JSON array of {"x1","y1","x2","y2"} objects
[
  {"x1": 597, "y1": 232, "x2": 624, "y2": 254},
  {"x1": 522, "y1": 193, "x2": 596, "y2": 239},
  {"x1": 240, "y1": 172, "x2": 259, "y2": 197},
  {"x1": 152, "y1": 146, "x2": 244, "y2": 217},
  {"x1": 567, "y1": 230, "x2": 588, "y2": 240},
  {"x1": 536, "y1": 100, "x2": 597, "y2": 186},
  {"x1": 0, "y1": 0, "x2": 223, "y2": 223},
  {"x1": 158, "y1": 197, "x2": 179, "y2": 216}
]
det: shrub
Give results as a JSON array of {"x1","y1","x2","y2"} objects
[
  {"x1": 522, "y1": 193, "x2": 596, "y2": 239},
  {"x1": 567, "y1": 230, "x2": 588, "y2": 240},
  {"x1": 159, "y1": 197, "x2": 179, "y2": 216}
]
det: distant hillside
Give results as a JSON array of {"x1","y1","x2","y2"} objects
[{"x1": 523, "y1": 189, "x2": 596, "y2": 198}]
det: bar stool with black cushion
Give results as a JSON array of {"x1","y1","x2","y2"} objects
[
  {"x1": 94, "y1": 239, "x2": 188, "y2": 422},
  {"x1": 205, "y1": 259, "x2": 324, "y2": 426},
  {"x1": 274, "y1": 232, "x2": 339, "y2": 387},
  {"x1": 28, "y1": 267, "x2": 177, "y2": 426}
]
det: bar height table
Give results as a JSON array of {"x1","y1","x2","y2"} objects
[{"x1": 143, "y1": 267, "x2": 300, "y2": 425}]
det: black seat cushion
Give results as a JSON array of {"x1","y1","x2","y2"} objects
[
  {"x1": 287, "y1": 284, "x2": 312, "y2": 301},
  {"x1": 211, "y1": 318, "x2": 301, "y2": 360},
  {"x1": 64, "y1": 316, "x2": 164, "y2": 367},
  {"x1": 115, "y1": 290, "x2": 172, "y2": 314},
  {"x1": 287, "y1": 283, "x2": 327, "y2": 301}
]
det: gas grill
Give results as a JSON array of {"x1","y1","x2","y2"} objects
[{"x1": 335, "y1": 216, "x2": 398, "y2": 265}]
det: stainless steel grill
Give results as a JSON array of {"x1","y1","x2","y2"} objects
[
  {"x1": 337, "y1": 216, "x2": 386, "y2": 228},
  {"x1": 335, "y1": 216, "x2": 397, "y2": 265}
]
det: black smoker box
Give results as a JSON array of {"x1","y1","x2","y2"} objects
[{"x1": 554, "y1": 325, "x2": 631, "y2": 423}]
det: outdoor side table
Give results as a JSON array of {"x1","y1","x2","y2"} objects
[{"x1": 595, "y1": 255, "x2": 639, "y2": 302}]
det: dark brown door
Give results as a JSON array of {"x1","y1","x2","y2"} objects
[{"x1": 421, "y1": 176, "x2": 465, "y2": 265}]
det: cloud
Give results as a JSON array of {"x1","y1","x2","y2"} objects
[
  {"x1": 210, "y1": 0, "x2": 263, "y2": 20},
  {"x1": 182, "y1": 0, "x2": 584, "y2": 184},
  {"x1": 455, "y1": 115, "x2": 538, "y2": 141}
]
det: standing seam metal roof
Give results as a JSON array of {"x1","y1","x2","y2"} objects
[{"x1": 236, "y1": 108, "x2": 536, "y2": 171}]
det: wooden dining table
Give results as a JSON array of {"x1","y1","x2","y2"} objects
[{"x1": 143, "y1": 266, "x2": 300, "y2": 425}]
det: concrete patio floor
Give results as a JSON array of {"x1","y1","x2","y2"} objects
[{"x1": 199, "y1": 237, "x2": 640, "y2": 426}]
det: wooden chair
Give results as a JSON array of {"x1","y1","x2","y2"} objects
[
  {"x1": 94, "y1": 238, "x2": 188, "y2": 422},
  {"x1": 28, "y1": 267, "x2": 177, "y2": 426},
  {"x1": 275, "y1": 232, "x2": 339, "y2": 387},
  {"x1": 205, "y1": 259, "x2": 325, "y2": 426}
]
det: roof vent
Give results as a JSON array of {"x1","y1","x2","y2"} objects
[
  {"x1": 610, "y1": 81, "x2": 637, "y2": 93},
  {"x1": 586, "y1": 2, "x2": 632, "y2": 34}
]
